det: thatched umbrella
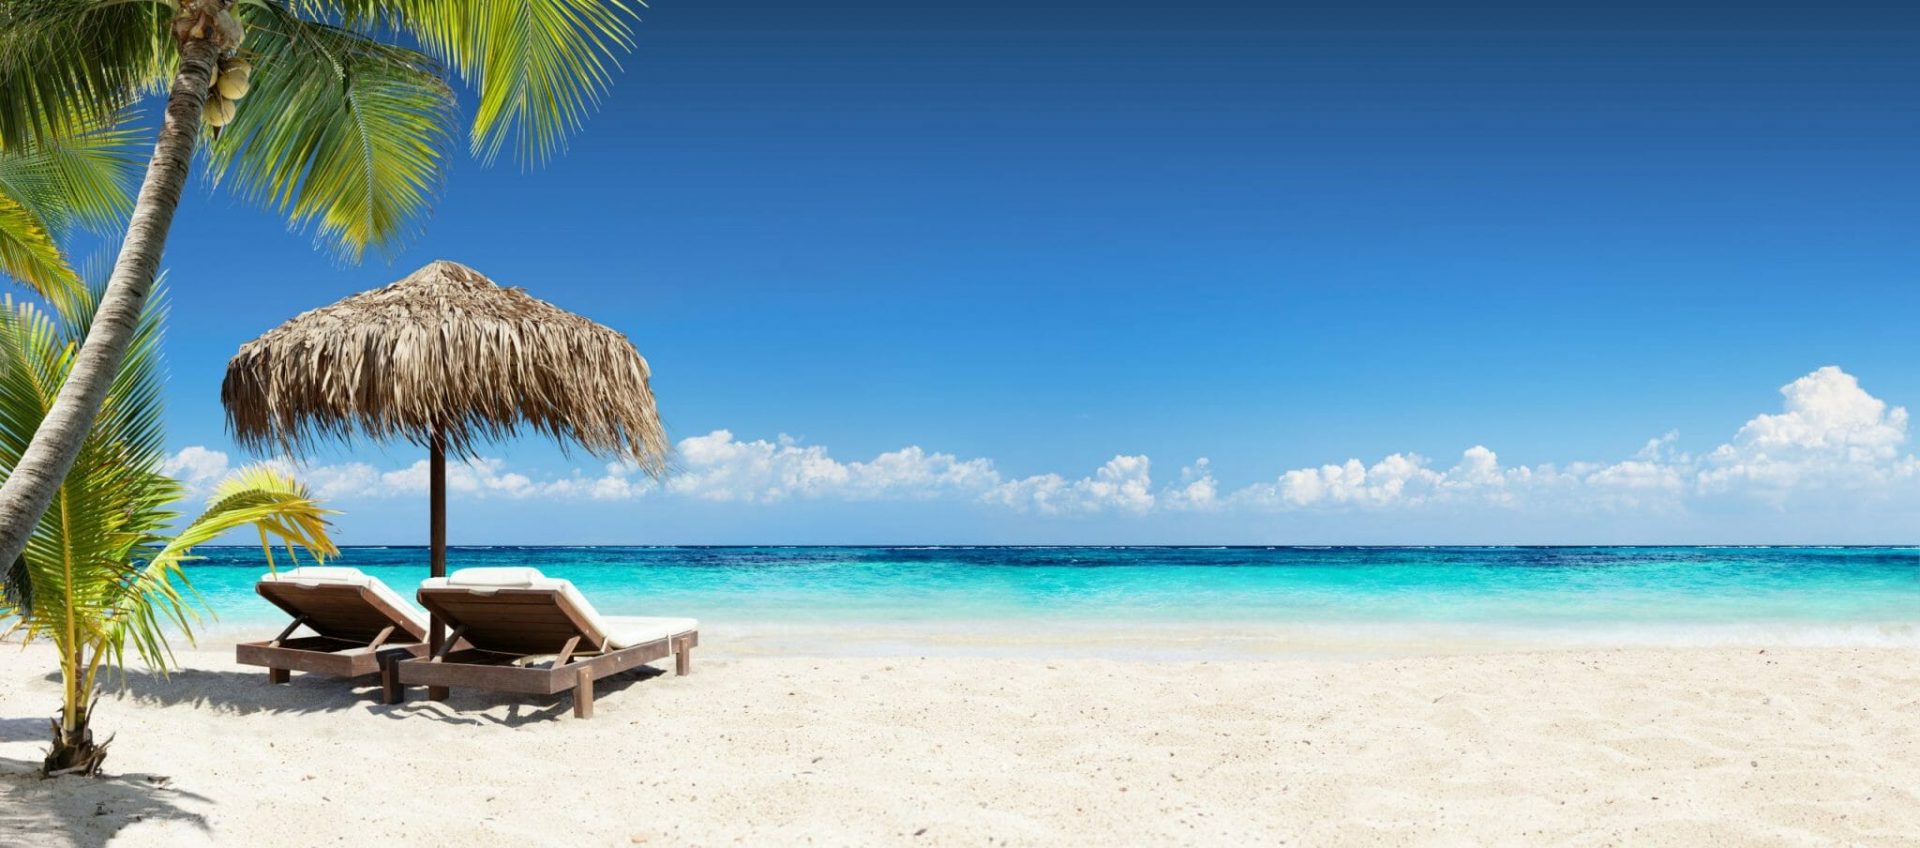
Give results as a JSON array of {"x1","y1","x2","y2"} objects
[{"x1": 222, "y1": 260, "x2": 668, "y2": 682}]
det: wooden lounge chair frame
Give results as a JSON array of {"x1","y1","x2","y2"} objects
[
  {"x1": 385, "y1": 585, "x2": 697, "y2": 719},
  {"x1": 236, "y1": 577, "x2": 432, "y2": 683}
]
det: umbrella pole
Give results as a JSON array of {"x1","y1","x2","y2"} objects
[{"x1": 427, "y1": 432, "x2": 450, "y2": 701}]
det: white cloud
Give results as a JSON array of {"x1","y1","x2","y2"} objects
[
  {"x1": 1220, "y1": 366, "x2": 1916, "y2": 515},
  {"x1": 1697, "y1": 366, "x2": 1917, "y2": 494},
  {"x1": 373, "y1": 457, "x2": 559, "y2": 499},
  {"x1": 161, "y1": 446, "x2": 229, "y2": 489},
  {"x1": 1162, "y1": 458, "x2": 1220, "y2": 511},
  {"x1": 160, "y1": 366, "x2": 1920, "y2": 520},
  {"x1": 1252, "y1": 452, "x2": 1443, "y2": 508},
  {"x1": 987, "y1": 455, "x2": 1156, "y2": 515},
  {"x1": 295, "y1": 461, "x2": 384, "y2": 500},
  {"x1": 666, "y1": 430, "x2": 997, "y2": 502}
]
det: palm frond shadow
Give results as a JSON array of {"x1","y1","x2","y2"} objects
[
  {"x1": 50, "y1": 668, "x2": 381, "y2": 716},
  {"x1": 0, "y1": 717, "x2": 47, "y2": 742},
  {"x1": 61, "y1": 663, "x2": 666, "y2": 723},
  {"x1": 0, "y1": 757, "x2": 211, "y2": 848}
]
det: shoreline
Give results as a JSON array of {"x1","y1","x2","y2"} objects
[{"x1": 4, "y1": 641, "x2": 1918, "y2": 845}]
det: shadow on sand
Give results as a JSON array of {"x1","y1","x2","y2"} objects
[
  {"x1": 0, "y1": 716, "x2": 48, "y2": 743},
  {"x1": 0, "y1": 756, "x2": 211, "y2": 848},
  {"x1": 50, "y1": 667, "x2": 385, "y2": 717},
  {"x1": 67, "y1": 663, "x2": 669, "y2": 728},
  {"x1": 379, "y1": 666, "x2": 666, "y2": 728}
]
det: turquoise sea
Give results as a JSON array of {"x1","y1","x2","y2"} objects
[{"x1": 183, "y1": 546, "x2": 1920, "y2": 658}]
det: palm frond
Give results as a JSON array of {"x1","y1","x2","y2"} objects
[
  {"x1": 197, "y1": 465, "x2": 337, "y2": 561},
  {"x1": 108, "y1": 464, "x2": 336, "y2": 666},
  {"x1": 206, "y1": 6, "x2": 455, "y2": 261},
  {"x1": 0, "y1": 292, "x2": 57, "y2": 636},
  {"x1": 0, "y1": 113, "x2": 143, "y2": 236},
  {"x1": 0, "y1": 279, "x2": 339, "y2": 672},
  {"x1": 0, "y1": 295, "x2": 95, "y2": 647},
  {"x1": 0, "y1": 194, "x2": 80, "y2": 297},
  {"x1": 2, "y1": 553, "x2": 28, "y2": 619},
  {"x1": 0, "y1": 0, "x2": 173, "y2": 150},
  {"x1": 314, "y1": 0, "x2": 639, "y2": 167},
  {"x1": 0, "y1": 113, "x2": 143, "y2": 300},
  {"x1": 0, "y1": 283, "x2": 171, "y2": 658}
]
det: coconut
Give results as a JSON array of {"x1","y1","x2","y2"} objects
[
  {"x1": 204, "y1": 97, "x2": 236, "y2": 128},
  {"x1": 222, "y1": 59, "x2": 251, "y2": 77},
  {"x1": 217, "y1": 71, "x2": 250, "y2": 100}
]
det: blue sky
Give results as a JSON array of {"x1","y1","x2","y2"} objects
[{"x1": 115, "y1": 0, "x2": 1920, "y2": 543}]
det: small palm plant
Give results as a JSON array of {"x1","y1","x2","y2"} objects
[{"x1": 0, "y1": 283, "x2": 336, "y2": 776}]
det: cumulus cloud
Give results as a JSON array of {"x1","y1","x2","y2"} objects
[
  {"x1": 1696, "y1": 366, "x2": 1917, "y2": 494},
  {"x1": 1249, "y1": 452, "x2": 1441, "y2": 508},
  {"x1": 1221, "y1": 366, "x2": 1915, "y2": 514},
  {"x1": 159, "y1": 449, "x2": 603, "y2": 502},
  {"x1": 986, "y1": 455, "x2": 1156, "y2": 515},
  {"x1": 666, "y1": 431, "x2": 997, "y2": 502},
  {"x1": 1161, "y1": 459, "x2": 1220, "y2": 512},
  {"x1": 161, "y1": 445, "x2": 230, "y2": 489},
  {"x1": 159, "y1": 366, "x2": 1920, "y2": 518}
]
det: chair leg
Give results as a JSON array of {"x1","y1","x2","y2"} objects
[
  {"x1": 574, "y1": 667, "x2": 595, "y2": 719},
  {"x1": 268, "y1": 667, "x2": 290, "y2": 685},
  {"x1": 427, "y1": 685, "x2": 449, "y2": 701},
  {"x1": 379, "y1": 654, "x2": 404, "y2": 705},
  {"x1": 674, "y1": 638, "x2": 692, "y2": 676}
]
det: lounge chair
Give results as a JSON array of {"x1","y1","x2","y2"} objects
[
  {"x1": 385, "y1": 567, "x2": 698, "y2": 718},
  {"x1": 235, "y1": 566, "x2": 432, "y2": 684}
]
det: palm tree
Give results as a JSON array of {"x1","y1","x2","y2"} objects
[
  {"x1": 0, "y1": 0, "x2": 642, "y2": 571},
  {"x1": 0, "y1": 283, "x2": 337, "y2": 776}
]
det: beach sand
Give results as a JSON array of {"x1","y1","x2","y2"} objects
[{"x1": 2, "y1": 640, "x2": 1917, "y2": 846}]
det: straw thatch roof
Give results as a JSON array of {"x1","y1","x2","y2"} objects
[{"x1": 222, "y1": 260, "x2": 668, "y2": 473}]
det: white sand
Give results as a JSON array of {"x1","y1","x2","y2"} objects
[{"x1": 2, "y1": 639, "x2": 1918, "y2": 846}]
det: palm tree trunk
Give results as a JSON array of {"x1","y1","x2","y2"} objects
[
  {"x1": 45, "y1": 648, "x2": 110, "y2": 776},
  {"x1": 0, "y1": 23, "x2": 223, "y2": 576}
]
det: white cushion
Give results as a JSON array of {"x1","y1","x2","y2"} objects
[
  {"x1": 445, "y1": 567, "x2": 544, "y2": 587},
  {"x1": 432, "y1": 567, "x2": 603, "y2": 622},
  {"x1": 262, "y1": 566, "x2": 370, "y2": 586},
  {"x1": 423, "y1": 567, "x2": 694, "y2": 649},
  {"x1": 601, "y1": 616, "x2": 699, "y2": 650},
  {"x1": 258, "y1": 567, "x2": 428, "y2": 633}
]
